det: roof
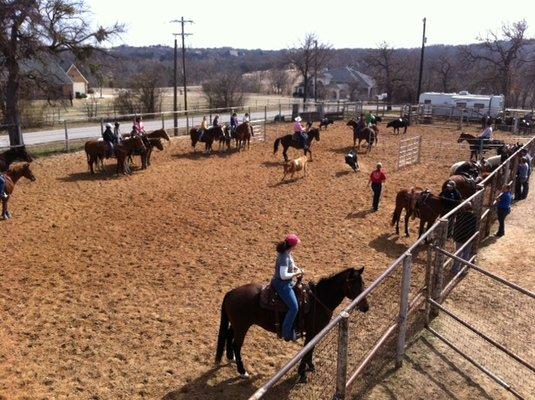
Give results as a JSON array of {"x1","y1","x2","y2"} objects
[
  {"x1": 65, "y1": 64, "x2": 89, "y2": 84},
  {"x1": 327, "y1": 67, "x2": 375, "y2": 88},
  {"x1": 21, "y1": 57, "x2": 73, "y2": 86}
]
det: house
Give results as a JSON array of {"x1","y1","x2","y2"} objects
[
  {"x1": 64, "y1": 64, "x2": 89, "y2": 96},
  {"x1": 293, "y1": 66, "x2": 376, "y2": 101}
]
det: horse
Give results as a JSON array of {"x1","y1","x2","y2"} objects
[
  {"x1": 190, "y1": 125, "x2": 225, "y2": 154},
  {"x1": 234, "y1": 123, "x2": 254, "y2": 151},
  {"x1": 319, "y1": 117, "x2": 334, "y2": 130},
  {"x1": 130, "y1": 138, "x2": 164, "y2": 169},
  {"x1": 442, "y1": 175, "x2": 478, "y2": 199},
  {"x1": 346, "y1": 120, "x2": 378, "y2": 151},
  {"x1": 1, "y1": 162, "x2": 36, "y2": 219},
  {"x1": 273, "y1": 128, "x2": 320, "y2": 162},
  {"x1": 497, "y1": 143, "x2": 522, "y2": 163},
  {"x1": 0, "y1": 146, "x2": 33, "y2": 172},
  {"x1": 219, "y1": 125, "x2": 235, "y2": 151},
  {"x1": 215, "y1": 267, "x2": 369, "y2": 381},
  {"x1": 457, "y1": 133, "x2": 504, "y2": 161},
  {"x1": 386, "y1": 118, "x2": 409, "y2": 134},
  {"x1": 450, "y1": 161, "x2": 481, "y2": 180},
  {"x1": 391, "y1": 187, "x2": 423, "y2": 237},
  {"x1": 121, "y1": 128, "x2": 170, "y2": 143},
  {"x1": 115, "y1": 136, "x2": 147, "y2": 175},
  {"x1": 413, "y1": 190, "x2": 443, "y2": 237},
  {"x1": 84, "y1": 139, "x2": 115, "y2": 173}
]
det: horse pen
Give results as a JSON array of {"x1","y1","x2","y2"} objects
[{"x1": 0, "y1": 118, "x2": 533, "y2": 399}]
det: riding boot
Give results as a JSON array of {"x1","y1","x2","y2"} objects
[{"x1": 0, "y1": 192, "x2": 7, "y2": 200}]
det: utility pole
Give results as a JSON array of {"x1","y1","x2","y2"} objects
[
  {"x1": 314, "y1": 39, "x2": 318, "y2": 103},
  {"x1": 171, "y1": 17, "x2": 193, "y2": 130},
  {"x1": 416, "y1": 17, "x2": 427, "y2": 104},
  {"x1": 172, "y1": 34, "x2": 179, "y2": 135}
]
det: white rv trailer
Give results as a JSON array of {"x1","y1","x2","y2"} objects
[{"x1": 419, "y1": 91, "x2": 504, "y2": 119}]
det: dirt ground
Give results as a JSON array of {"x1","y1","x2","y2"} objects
[
  {"x1": 364, "y1": 174, "x2": 535, "y2": 400},
  {"x1": 0, "y1": 121, "x2": 525, "y2": 400}
]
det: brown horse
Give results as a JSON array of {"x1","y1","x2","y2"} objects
[
  {"x1": 273, "y1": 128, "x2": 321, "y2": 162},
  {"x1": 457, "y1": 132, "x2": 504, "y2": 161},
  {"x1": 413, "y1": 190, "x2": 443, "y2": 237},
  {"x1": 115, "y1": 136, "x2": 146, "y2": 174},
  {"x1": 346, "y1": 120, "x2": 379, "y2": 151},
  {"x1": 1, "y1": 162, "x2": 36, "y2": 219},
  {"x1": 84, "y1": 139, "x2": 112, "y2": 173},
  {"x1": 131, "y1": 138, "x2": 164, "y2": 169},
  {"x1": 215, "y1": 267, "x2": 369, "y2": 382},
  {"x1": 0, "y1": 146, "x2": 33, "y2": 172},
  {"x1": 121, "y1": 128, "x2": 171, "y2": 142},
  {"x1": 391, "y1": 187, "x2": 423, "y2": 237},
  {"x1": 190, "y1": 125, "x2": 225, "y2": 154},
  {"x1": 234, "y1": 122, "x2": 253, "y2": 151}
]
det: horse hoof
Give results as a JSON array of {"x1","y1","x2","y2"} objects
[
  {"x1": 306, "y1": 364, "x2": 315, "y2": 372},
  {"x1": 298, "y1": 374, "x2": 307, "y2": 384},
  {"x1": 239, "y1": 372, "x2": 250, "y2": 379}
]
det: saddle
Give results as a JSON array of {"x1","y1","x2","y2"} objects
[
  {"x1": 415, "y1": 189, "x2": 432, "y2": 217},
  {"x1": 259, "y1": 280, "x2": 311, "y2": 338}
]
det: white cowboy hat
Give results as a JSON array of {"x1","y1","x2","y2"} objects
[
  {"x1": 295, "y1": 116, "x2": 302, "y2": 122},
  {"x1": 105, "y1": 123, "x2": 112, "y2": 128}
]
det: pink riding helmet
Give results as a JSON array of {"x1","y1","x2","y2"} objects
[{"x1": 285, "y1": 234, "x2": 301, "y2": 247}]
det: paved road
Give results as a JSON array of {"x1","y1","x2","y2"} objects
[{"x1": 0, "y1": 109, "x2": 291, "y2": 148}]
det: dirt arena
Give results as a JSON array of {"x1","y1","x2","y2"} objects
[{"x1": 0, "y1": 121, "x2": 520, "y2": 399}]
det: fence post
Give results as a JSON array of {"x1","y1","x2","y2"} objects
[
  {"x1": 333, "y1": 312, "x2": 349, "y2": 400},
  {"x1": 161, "y1": 113, "x2": 165, "y2": 130},
  {"x1": 100, "y1": 118, "x2": 104, "y2": 135},
  {"x1": 396, "y1": 253, "x2": 412, "y2": 368},
  {"x1": 64, "y1": 120, "x2": 69, "y2": 152},
  {"x1": 425, "y1": 245, "x2": 434, "y2": 326},
  {"x1": 430, "y1": 219, "x2": 448, "y2": 313},
  {"x1": 186, "y1": 111, "x2": 189, "y2": 135},
  {"x1": 264, "y1": 105, "x2": 267, "y2": 141}
]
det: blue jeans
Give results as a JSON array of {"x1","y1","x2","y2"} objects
[
  {"x1": 453, "y1": 241, "x2": 471, "y2": 274},
  {"x1": 0, "y1": 175, "x2": 5, "y2": 195},
  {"x1": 497, "y1": 208, "x2": 509, "y2": 236},
  {"x1": 273, "y1": 278, "x2": 298, "y2": 340}
]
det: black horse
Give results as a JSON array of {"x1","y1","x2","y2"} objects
[
  {"x1": 273, "y1": 128, "x2": 320, "y2": 162},
  {"x1": 0, "y1": 145, "x2": 33, "y2": 172},
  {"x1": 319, "y1": 117, "x2": 334, "y2": 130},
  {"x1": 386, "y1": 118, "x2": 409, "y2": 134},
  {"x1": 190, "y1": 126, "x2": 225, "y2": 154},
  {"x1": 215, "y1": 267, "x2": 369, "y2": 382}
]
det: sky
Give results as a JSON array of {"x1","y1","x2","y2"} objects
[{"x1": 88, "y1": 0, "x2": 534, "y2": 50}]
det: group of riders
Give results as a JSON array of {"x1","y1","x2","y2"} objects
[
  {"x1": 197, "y1": 112, "x2": 251, "y2": 141},
  {"x1": 101, "y1": 116, "x2": 147, "y2": 157}
]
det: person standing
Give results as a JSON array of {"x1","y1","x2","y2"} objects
[
  {"x1": 515, "y1": 156, "x2": 530, "y2": 200},
  {"x1": 368, "y1": 163, "x2": 386, "y2": 212},
  {"x1": 212, "y1": 114, "x2": 220, "y2": 127},
  {"x1": 496, "y1": 184, "x2": 513, "y2": 237},
  {"x1": 272, "y1": 234, "x2": 303, "y2": 342},
  {"x1": 452, "y1": 202, "x2": 477, "y2": 274}
]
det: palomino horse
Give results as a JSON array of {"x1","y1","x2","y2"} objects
[
  {"x1": 190, "y1": 126, "x2": 225, "y2": 154},
  {"x1": 216, "y1": 267, "x2": 369, "y2": 381},
  {"x1": 0, "y1": 146, "x2": 33, "y2": 172},
  {"x1": 346, "y1": 120, "x2": 378, "y2": 151},
  {"x1": 457, "y1": 133, "x2": 504, "y2": 161},
  {"x1": 1, "y1": 162, "x2": 36, "y2": 219},
  {"x1": 391, "y1": 187, "x2": 423, "y2": 237},
  {"x1": 273, "y1": 128, "x2": 321, "y2": 162}
]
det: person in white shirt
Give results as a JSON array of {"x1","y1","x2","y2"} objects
[{"x1": 479, "y1": 121, "x2": 493, "y2": 140}]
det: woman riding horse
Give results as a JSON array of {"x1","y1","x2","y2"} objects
[{"x1": 273, "y1": 128, "x2": 320, "y2": 162}]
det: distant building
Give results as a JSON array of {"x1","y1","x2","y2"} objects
[
  {"x1": 293, "y1": 66, "x2": 376, "y2": 101},
  {"x1": 64, "y1": 64, "x2": 89, "y2": 96},
  {"x1": 419, "y1": 91, "x2": 504, "y2": 118}
]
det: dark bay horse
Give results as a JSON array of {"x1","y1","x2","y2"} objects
[
  {"x1": 215, "y1": 267, "x2": 369, "y2": 381},
  {"x1": 319, "y1": 117, "x2": 334, "y2": 130},
  {"x1": 386, "y1": 118, "x2": 409, "y2": 134},
  {"x1": 414, "y1": 190, "x2": 443, "y2": 237},
  {"x1": 234, "y1": 122, "x2": 254, "y2": 151},
  {"x1": 121, "y1": 128, "x2": 171, "y2": 142},
  {"x1": 457, "y1": 133, "x2": 504, "y2": 161},
  {"x1": 442, "y1": 175, "x2": 478, "y2": 199},
  {"x1": 392, "y1": 187, "x2": 423, "y2": 237},
  {"x1": 346, "y1": 120, "x2": 378, "y2": 151},
  {"x1": 1, "y1": 162, "x2": 36, "y2": 219},
  {"x1": 131, "y1": 138, "x2": 164, "y2": 169},
  {"x1": 0, "y1": 146, "x2": 33, "y2": 172},
  {"x1": 115, "y1": 137, "x2": 146, "y2": 175},
  {"x1": 273, "y1": 128, "x2": 320, "y2": 162},
  {"x1": 190, "y1": 126, "x2": 224, "y2": 154}
]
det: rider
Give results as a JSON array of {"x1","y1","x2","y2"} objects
[
  {"x1": 365, "y1": 111, "x2": 374, "y2": 126},
  {"x1": 213, "y1": 114, "x2": 220, "y2": 127},
  {"x1": 230, "y1": 112, "x2": 239, "y2": 135},
  {"x1": 356, "y1": 113, "x2": 366, "y2": 134},
  {"x1": 243, "y1": 112, "x2": 250, "y2": 123},
  {"x1": 198, "y1": 115, "x2": 209, "y2": 141},
  {"x1": 102, "y1": 123, "x2": 118, "y2": 157},
  {"x1": 479, "y1": 120, "x2": 493, "y2": 140},
  {"x1": 293, "y1": 116, "x2": 308, "y2": 149},
  {"x1": 134, "y1": 116, "x2": 146, "y2": 135},
  {"x1": 114, "y1": 122, "x2": 121, "y2": 140},
  {"x1": 272, "y1": 234, "x2": 303, "y2": 342},
  {"x1": 439, "y1": 180, "x2": 463, "y2": 216}
]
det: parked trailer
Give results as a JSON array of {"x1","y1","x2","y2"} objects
[{"x1": 419, "y1": 91, "x2": 504, "y2": 120}]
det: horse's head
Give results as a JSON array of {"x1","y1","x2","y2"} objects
[
  {"x1": 346, "y1": 119, "x2": 356, "y2": 128},
  {"x1": 16, "y1": 162, "x2": 36, "y2": 182},
  {"x1": 151, "y1": 138, "x2": 164, "y2": 151},
  {"x1": 386, "y1": 120, "x2": 394, "y2": 128},
  {"x1": 345, "y1": 267, "x2": 369, "y2": 312},
  {"x1": 309, "y1": 128, "x2": 320, "y2": 141},
  {"x1": 457, "y1": 132, "x2": 468, "y2": 143}
]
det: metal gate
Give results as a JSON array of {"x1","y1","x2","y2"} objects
[{"x1": 397, "y1": 136, "x2": 422, "y2": 169}]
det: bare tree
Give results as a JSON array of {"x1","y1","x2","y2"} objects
[
  {"x1": 364, "y1": 42, "x2": 407, "y2": 107},
  {"x1": 460, "y1": 20, "x2": 529, "y2": 106},
  {"x1": 268, "y1": 69, "x2": 294, "y2": 95},
  {"x1": 431, "y1": 55, "x2": 457, "y2": 92},
  {"x1": 202, "y1": 71, "x2": 246, "y2": 108},
  {"x1": 286, "y1": 33, "x2": 331, "y2": 103},
  {"x1": 0, "y1": 0, "x2": 123, "y2": 145},
  {"x1": 133, "y1": 70, "x2": 165, "y2": 113}
]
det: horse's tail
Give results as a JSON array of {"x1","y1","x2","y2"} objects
[
  {"x1": 391, "y1": 191, "x2": 404, "y2": 227},
  {"x1": 273, "y1": 137, "x2": 281, "y2": 154},
  {"x1": 215, "y1": 296, "x2": 230, "y2": 364}
]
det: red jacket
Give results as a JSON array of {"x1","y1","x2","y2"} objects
[{"x1": 370, "y1": 170, "x2": 386, "y2": 184}]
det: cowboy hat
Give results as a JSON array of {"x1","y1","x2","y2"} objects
[{"x1": 295, "y1": 116, "x2": 302, "y2": 122}]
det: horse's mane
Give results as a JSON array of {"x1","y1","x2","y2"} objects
[{"x1": 315, "y1": 267, "x2": 354, "y2": 289}]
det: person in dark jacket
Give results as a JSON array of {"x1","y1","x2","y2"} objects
[
  {"x1": 515, "y1": 156, "x2": 530, "y2": 200},
  {"x1": 230, "y1": 112, "x2": 239, "y2": 136},
  {"x1": 102, "y1": 123, "x2": 118, "y2": 157},
  {"x1": 439, "y1": 180, "x2": 463, "y2": 216},
  {"x1": 452, "y1": 202, "x2": 477, "y2": 274},
  {"x1": 496, "y1": 184, "x2": 513, "y2": 237}
]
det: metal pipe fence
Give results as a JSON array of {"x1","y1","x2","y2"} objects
[{"x1": 251, "y1": 134, "x2": 535, "y2": 399}]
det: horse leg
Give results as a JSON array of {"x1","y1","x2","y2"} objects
[
  {"x1": 283, "y1": 146, "x2": 289, "y2": 162},
  {"x1": 232, "y1": 329, "x2": 249, "y2": 378},
  {"x1": 418, "y1": 219, "x2": 425, "y2": 238},
  {"x1": 297, "y1": 336, "x2": 316, "y2": 382},
  {"x1": 226, "y1": 326, "x2": 235, "y2": 362},
  {"x1": 1, "y1": 199, "x2": 8, "y2": 220},
  {"x1": 405, "y1": 210, "x2": 411, "y2": 237}
]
